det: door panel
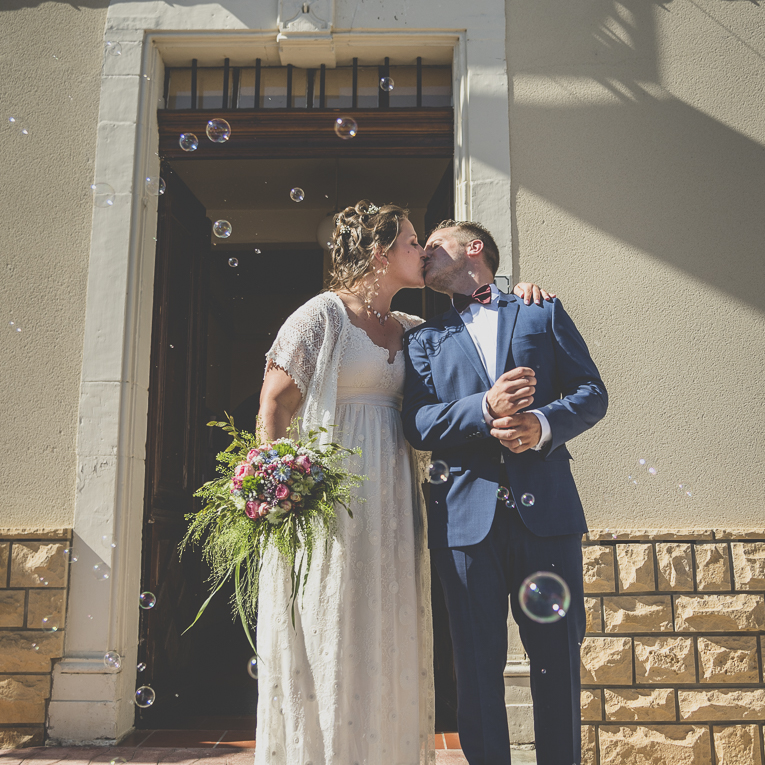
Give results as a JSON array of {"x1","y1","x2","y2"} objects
[{"x1": 138, "y1": 164, "x2": 210, "y2": 727}]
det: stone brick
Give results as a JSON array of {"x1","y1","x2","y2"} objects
[
  {"x1": 604, "y1": 688, "x2": 676, "y2": 721},
  {"x1": 26, "y1": 589, "x2": 65, "y2": 631},
  {"x1": 603, "y1": 596, "x2": 673, "y2": 633},
  {"x1": 581, "y1": 724, "x2": 597, "y2": 765},
  {"x1": 656, "y1": 543, "x2": 693, "y2": 591},
  {"x1": 616, "y1": 544, "x2": 655, "y2": 592},
  {"x1": 698, "y1": 636, "x2": 759, "y2": 684},
  {"x1": 715, "y1": 530, "x2": 765, "y2": 540},
  {"x1": 0, "y1": 529, "x2": 70, "y2": 541},
  {"x1": 635, "y1": 637, "x2": 696, "y2": 684},
  {"x1": 731, "y1": 543, "x2": 765, "y2": 590},
  {"x1": 581, "y1": 637, "x2": 632, "y2": 685},
  {"x1": 0, "y1": 542, "x2": 8, "y2": 587},
  {"x1": 599, "y1": 725, "x2": 712, "y2": 765},
  {"x1": 674, "y1": 594, "x2": 765, "y2": 631},
  {"x1": 9, "y1": 542, "x2": 67, "y2": 588},
  {"x1": 583, "y1": 545, "x2": 615, "y2": 593},
  {"x1": 695, "y1": 543, "x2": 731, "y2": 591},
  {"x1": 713, "y1": 725, "x2": 763, "y2": 765},
  {"x1": 581, "y1": 689, "x2": 602, "y2": 721},
  {"x1": 0, "y1": 631, "x2": 64, "y2": 673},
  {"x1": 589, "y1": 530, "x2": 714, "y2": 541},
  {"x1": 0, "y1": 726, "x2": 45, "y2": 749},
  {"x1": 0, "y1": 675, "x2": 50, "y2": 724},
  {"x1": 0, "y1": 591, "x2": 25, "y2": 628},
  {"x1": 585, "y1": 597, "x2": 602, "y2": 633},
  {"x1": 679, "y1": 689, "x2": 765, "y2": 721}
]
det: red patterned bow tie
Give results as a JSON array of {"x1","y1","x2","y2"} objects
[{"x1": 453, "y1": 283, "x2": 493, "y2": 313}]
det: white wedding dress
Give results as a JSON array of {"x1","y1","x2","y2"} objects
[{"x1": 255, "y1": 294, "x2": 435, "y2": 765}]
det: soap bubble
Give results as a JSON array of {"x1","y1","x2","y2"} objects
[
  {"x1": 228, "y1": 258, "x2": 239, "y2": 268},
  {"x1": 145, "y1": 176, "x2": 165, "y2": 196},
  {"x1": 31, "y1": 643, "x2": 41, "y2": 652},
  {"x1": 379, "y1": 77, "x2": 395, "y2": 92},
  {"x1": 627, "y1": 475, "x2": 638, "y2": 485},
  {"x1": 519, "y1": 571, "x2": 571, "y2": 624},
  {"x1": 334, "y1": 117, "x2": 358, "y2": 140},
  {"x1": 505, "y1": 500, "x2": 516, "y2": 509},
  {"x1": 41, "y1": 616, "x2": 59, "y2": 633},
  {"x1": 521, "y1": 493, "x2": 535, "y2": 507},
  {"x1": 93, "y1": 563, "x2": 109, "y2": 580},
  {"x1": 91, "y1": 183, "x2": 115, "y2": 208},
  {"x1": 20, "y1": 128, "x2": 29, "y2": 136},
  {"x1": 206, "y1": 118, "x2": 231, "y2": 143},
  {"x1": 139, "y1": 591, "x2": 156, "y2": 610},
  {"x1": 104, "y1": 41, "x2": 122, "y2": 57},
  {"x1": 9, "y1": 117, "x2": 16, "y2": 123},
  {"x1": 213, "y1": 220, "x2": 232, "y2": 238},
  {"x1": 678, "y1": 483, "x2": 693, "y2": 498},
  {"x1": 427, "y1": 460, "x2": 449, "y2": 484},
  {"x1": 137, "y1": 662, "x2": 146, "y2": 672},
  {"x1": 290, "y1": 188, "x2": 305, "y2": 203},
  {"x1": 638, "y1": 458, "x2": 646, "y2": 465},
  {"x1": 497, "y1": 487, "x2": 510, "y2": 502},
  {"x1": 179, "y1": 132, "x2": 198, "y2": 152},
  {"x1": 647, "y1": 467, "x2": 657, "y2": 476},
  {"x1": 247, "y1": 656, "x2": 258, "y2": 679},
  {"x1": 254, "y1": 248, "x2": 261, "y2": 254},
  {"x1": 104, "y1": 651, "x2": 122, "y2": 670},
  {"x1": 135, "y1": 686, "x2": 156, "y2": 708},
  {"x1": 110, "y1": 758, "x2": 127, "y2": 765}
]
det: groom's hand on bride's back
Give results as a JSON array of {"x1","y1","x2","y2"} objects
[{"x1": 486, "y1": 367, "x2": 536, "y2": 418}]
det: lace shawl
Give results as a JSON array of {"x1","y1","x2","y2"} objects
[{"x1": 265, "y1": 291, "x2": 424, "y2": 447}]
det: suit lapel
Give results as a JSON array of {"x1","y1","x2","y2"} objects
[
  {"x1": 442, "y1": 306, "x2": 493, "y2": 388},
  {"x1": 495, "y1": 292, "x2": 520, "y2": 379}
]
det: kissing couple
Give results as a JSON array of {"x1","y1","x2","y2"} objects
[{"x1": 256, "y1": 199, "x2": 607, "y2": 765}]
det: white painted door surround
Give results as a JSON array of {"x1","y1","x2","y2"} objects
[{"x1": 48, "y1": 0, "x2": 515, "y2": 744}]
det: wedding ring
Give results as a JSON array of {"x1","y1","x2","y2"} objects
[{"x1": 517, "y1": 438, "x2": 523, "y2": 446}]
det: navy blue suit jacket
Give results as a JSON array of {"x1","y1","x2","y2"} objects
[{"x1": 402, "y1": 293, "x2": 608, "y2": 548}]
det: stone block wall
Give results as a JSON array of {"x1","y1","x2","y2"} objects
[
  {"x1": 581, "y1": 530, "x2": 765, "y2": 765},
  {"x1": 0, "y1": 529, "x2": 70, "y2": 749}
]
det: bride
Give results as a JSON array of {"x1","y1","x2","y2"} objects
[{"x1": 256, "y1": 200, "x2": 548, "y2": 765}]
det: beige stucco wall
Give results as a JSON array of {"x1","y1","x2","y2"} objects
[
  {"x1": 0, "y1": 1, "x2": 108, "y2": 528},
  {"x1": 506, "y1": 0, "x2": 765, "y2": 531}
]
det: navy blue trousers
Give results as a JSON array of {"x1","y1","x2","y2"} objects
[{"x1": 431, "y1": 503, "x2": 585, "y2": 765}]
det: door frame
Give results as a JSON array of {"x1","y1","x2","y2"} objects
[{"x1": 49, "y1": 22, "x2": 515, "y2": 744}]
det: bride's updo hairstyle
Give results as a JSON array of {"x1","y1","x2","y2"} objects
[{"x1": 326, "y1": 199, "x2": 409, "y2": 291}]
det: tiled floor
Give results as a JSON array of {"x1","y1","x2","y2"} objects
[{"x1": 0, "y1": 732, "x2": 536, "y2": 765}]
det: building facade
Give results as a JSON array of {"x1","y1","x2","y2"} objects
[{"x1": 1, "y1": 0, "x2": 764, "y2": 761}]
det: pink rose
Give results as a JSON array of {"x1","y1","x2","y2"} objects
[
  {"x1": 258, "y1": 502, "x2": 271, "y2": 518},
  {"x1": 275, "y1": 483, "x2": 290, "y2": 501},
  {"x1": 247, "y1": 448, "x2": 261, "y2": 462},
  {"x1": 295, "y1": 455, "x2": 312, "y2": 472},
  {"x1": 279, "y1": 500, "x2": 293, "y2": 512},
  {"x1": 245, "y1": 501, "x2": 258, "y2": 519},
  {"x1": 235, "y1": 463, "x2": 255, "y2": 480},
  {"x1": 232, "y1": 477, "x2": 243, "y2": 490}
]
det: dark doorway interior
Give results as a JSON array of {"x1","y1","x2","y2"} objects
[{"x1": 139, "y1": 152, "x2": 457, "y2": 731}]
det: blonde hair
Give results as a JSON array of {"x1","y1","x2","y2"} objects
[{"x1": 326, "y1": 200, "x2": 409, "y2": 291}]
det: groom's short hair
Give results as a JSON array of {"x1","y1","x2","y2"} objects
[{"x1": 431, "y1": 219, "x2": 500, "y2": 275}]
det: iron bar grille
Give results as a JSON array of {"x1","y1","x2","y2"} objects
[{"x1": 163, "y1": 59, "x2": 451, "y2": 111}]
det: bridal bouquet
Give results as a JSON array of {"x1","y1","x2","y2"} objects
[{"x1": 181, "y1": 415, "x2": 363, "y2": 647}]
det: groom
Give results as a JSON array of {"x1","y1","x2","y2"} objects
[{"x1": 402, "y1": 220, "x2": 607, "y2": 765}]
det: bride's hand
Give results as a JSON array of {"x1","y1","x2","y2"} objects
[{"x1": 513, "y1": 282, "x2": 556, "y2": 306}]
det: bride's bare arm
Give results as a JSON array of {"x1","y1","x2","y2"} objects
[{"x1": 259, "y1": 365, "x2": 303, "y2": 441}]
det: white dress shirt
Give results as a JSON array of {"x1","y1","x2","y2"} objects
[{"x1": 456, "y1": 284, "x2": 551, "y2": 451}]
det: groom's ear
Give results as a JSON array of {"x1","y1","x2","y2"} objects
[{"x1": 465, "y1": 239, "x2": 484, "y2": 257}]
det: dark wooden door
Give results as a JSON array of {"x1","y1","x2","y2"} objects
[{"x1": 137, "y1": 163, "x2": 210, "y2": 727}]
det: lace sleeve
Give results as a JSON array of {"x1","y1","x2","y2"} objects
[
  {"x1": 265, "y1": 294, "x2": 342, "y2": 397},
  {"x1": 393, "y1": 311, "x2": 425, "y2": 333}
]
